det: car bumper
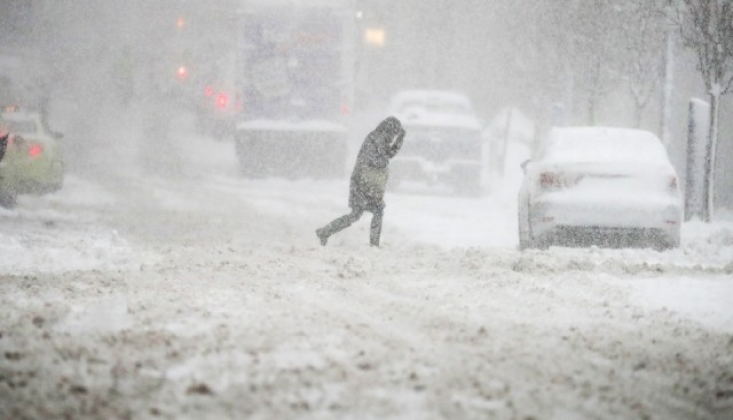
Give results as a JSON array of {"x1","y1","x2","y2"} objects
[
  {"x1": 1, "y1": 158, "x2": 63, "y2": 194},
  {"x1": 529, "y1": 195, "x2": 681, "y2": 247}
]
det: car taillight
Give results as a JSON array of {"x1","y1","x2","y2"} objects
[
  {"x1": 217, "y1": 93, "x2": 229, "y2": 110},
  {"x1": 28, "y1": 143, "x2": 43, "y2": 158},
  {"x1": 539, "y1": 172, "x2": 562, "y2": 189},
  {"x1": 539, "y1": 172, "x2": 582, "y2": 190},
  {"x1": 204, "y1": 85, "x2": 214, "y2": 97},
  {"x1": 177, "y1": 66, "x2": 188, "y2": 81}
]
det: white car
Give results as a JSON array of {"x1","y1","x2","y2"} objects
[
  {"x1": 518, "y1": 127, "x2": 682, "y2": 250},
  {"x1": 387, "y1": 90, "x2": 483, "y2": 194}
]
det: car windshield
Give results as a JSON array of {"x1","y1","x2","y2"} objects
[
  {"x1": 1, "y1": 119, "x2": 39, "y2": 135},
  {"x1": 542, "y1": 128, "x2": 669, "y2": 165}
]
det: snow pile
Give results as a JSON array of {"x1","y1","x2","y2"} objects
[
  {"x1": 0, "y1": 177, "x2": 146, "y2": 275},
  {"x1": 1, "y1": 109, "x2": 732, "y2": 419}
]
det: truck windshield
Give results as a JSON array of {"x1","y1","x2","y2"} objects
[{"x1": 241, "y1": 9, "x2": 345, "y2": 121}]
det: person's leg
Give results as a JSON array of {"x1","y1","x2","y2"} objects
[
  {"x1": 369, "y1": 203, "x2": 385, "y2": 247},
  {"x1": 316, "y1": 207, "x2": 365, "y2": 246}
]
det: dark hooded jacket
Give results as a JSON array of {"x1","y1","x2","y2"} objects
[
  {"x1": 0, "y1": 132, "x2": 8, "y2": 162},
  {"x1": 349, "y1": 117, "x2": 405, "y2": 209}
]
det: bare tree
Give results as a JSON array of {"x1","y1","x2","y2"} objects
[
  {"x1": 567, "y1": 0, "x2": 626, "y2": 125},
  {"x1": 620, "y1": 0, "x2": 667, "y2": 128},
  {"x1": 513, "y1": 0, "x2": 627, "y2": 126},
  {"x1": 676, "y1": 0, "x2": 733, "y2": 221},
  {"x1": 490, "y1": 0, "x2": 572, "y2": 144},
  {"x1": 499, "y1": 0, "x2": 667, "y2": 132}
]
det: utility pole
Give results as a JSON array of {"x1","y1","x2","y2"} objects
[{"x1": 661, "y1": 0, "x2": 676, "y2": 149}]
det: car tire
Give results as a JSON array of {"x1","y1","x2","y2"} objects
[
  {"x1": 526, "y1": 226, "x2": 550, "y2": 250},
  {"x1": 0, "y1": 186, "x2": 17, "y2": 209},
  {"x1": 534, "y1": 237, "x2": 550, "y2": 250}
]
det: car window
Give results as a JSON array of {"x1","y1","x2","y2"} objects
[{"x1": 0, "y1": 119, "x2": 39, "y2": 135}]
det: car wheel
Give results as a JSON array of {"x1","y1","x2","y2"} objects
[
  {"x1": 0, "y1": 186, "x2": 17, "y2": 209},
  {"x1": 526, "y1": 224, "x2": 550, "y2": 250},
  {"x1": 534, "y1": 237, "x2": 550, "y2": 250}
]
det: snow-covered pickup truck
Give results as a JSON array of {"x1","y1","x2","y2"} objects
[{"x1": 388, "y1": 90, "x2": 484, "y2": 195}]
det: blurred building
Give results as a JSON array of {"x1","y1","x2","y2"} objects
[
  {"x1": 3, "y1": 0, "x2": 730, "y2": 209},
  {"x1": 354, "y1": 0, "x2": 499, "y2": 112},
  {"x1": 0, "y1": 1, "x2": 35, "y2": 48}
]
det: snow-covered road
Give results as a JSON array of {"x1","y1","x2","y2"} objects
[{"x1": 1, "y1": 123, "x2": 732, "y2": 419}]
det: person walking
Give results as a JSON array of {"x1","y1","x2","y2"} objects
[
  {"x1": 316, "y1": 116, "x2": 406, "y2": 247},
  {"x1": 0, "y1": 130, "x2": 9, "y2": 162}
]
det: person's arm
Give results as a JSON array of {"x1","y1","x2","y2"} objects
[
  {"x1": 360, "y1": 133, "x2": 389, "y2": 169},
  {"x1": 386, "y1": 129, "x2": 405, "y2": 159}
]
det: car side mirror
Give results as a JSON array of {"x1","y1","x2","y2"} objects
[{"x1": 521, "y1": 159, "x2": 531, "y2": 174}]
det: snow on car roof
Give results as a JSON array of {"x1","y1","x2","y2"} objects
[
  {"x1": 388, "y1": 90, "x2": 481, "y2": 130},
  {"x1": 389, "y1": 90, "x2": 474, "y2": 108},
  {"x1": 542, "y1": 126, "x2": 671, "y2": 165}
]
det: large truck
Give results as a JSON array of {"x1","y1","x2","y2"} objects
[{"x1": 234, "y1": 0, "x2": 356, "y2": 179}]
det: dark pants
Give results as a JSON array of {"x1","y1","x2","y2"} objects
[{"x1": 319, "y1": 203, "x2": 384, "y2": 246}]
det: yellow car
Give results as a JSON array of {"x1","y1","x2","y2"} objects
[{"x1": 0, "y1": 107, "x2": 64, "y2": 208}]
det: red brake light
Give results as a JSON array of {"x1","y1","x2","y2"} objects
[
  {"x1": 539, "y1": 172, "x2": 561, "y2": 189},
  {"x1": 28, "y1": 143, "x2": 43, "y2": 158},
  {"x1": 204, "y1": 85, "x2": 214, "y2": 97},
  {"x1": 669, "y1": 176, "x2": 678, "y2": 190},
  {"x1": 538, "y1": 172, "x2": 582, "y2": 190},
  {"x1": 217, "y1": 93, "x2": 229, "y2": 110},
  {"x1": 340, "y1": 104, "x2": 350, "y2": 116},
  {"x1": 177, "y1": 66, "x2": 188, "y2": 81}
]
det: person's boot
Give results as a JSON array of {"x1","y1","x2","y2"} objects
[
  {"x1": 317, "y1": 209, "x2": 364, "y2": 246},
  {"x1": 315, "y1": 228, "x2": 329, "y2": 246},
  {"x1": 370, "y1": 231, "x2": 380, "y2": 247},
  {"x1": 370, "y1": 208, "x2": 383, "y2": 247}
]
